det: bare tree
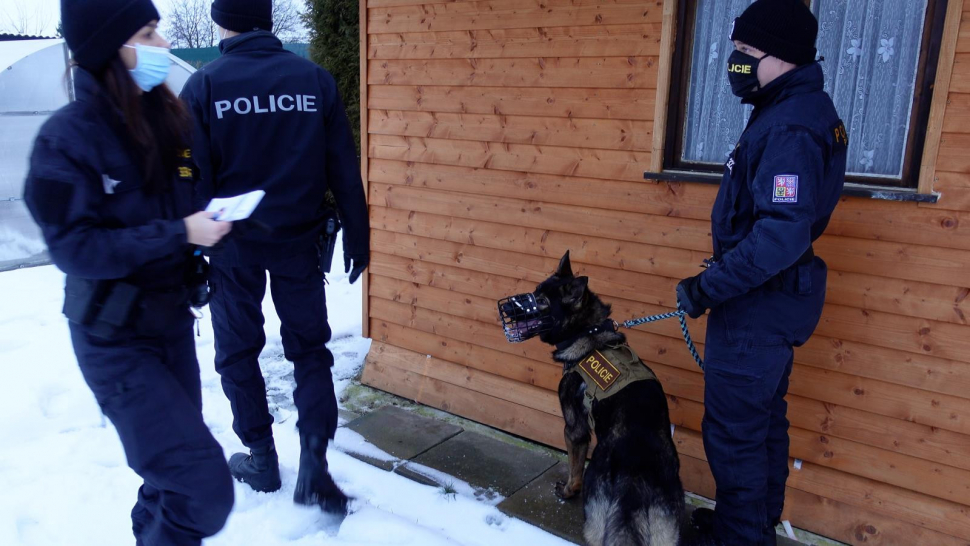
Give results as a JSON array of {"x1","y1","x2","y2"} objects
[
  {"x1": 272, "y1": 0, "x2": 307, "y2": 43},
  {"x1": 161, "y1": 0, "x2": 306, "y2": 49},
  {"x1": 0, "y1": 0, "x2": 54, "y2": 36},
  {"x1": 163, "y1": 0, "x2": 217, "y2": 49}
]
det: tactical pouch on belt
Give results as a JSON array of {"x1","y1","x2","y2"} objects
[
  {"x1": 766, "y1": 246, "x2": 815, "y2": 294},
  {"x1": 186, "y1": 252, "x2": 211, "y2": 308},
  {"x1": 63, "y1": 276, "x2": 110, "y2": 325},
  {"x1": 316, "y1": 210, "x2": 342, "y2": 274},
  {"x1": 64, "y1": 276, "x2": 142, "y2": 338},
  {"x1": 63, "y1": 276, "x2": 193, "y2": 339}
]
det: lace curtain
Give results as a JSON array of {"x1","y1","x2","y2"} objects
[
  {"x1": 681, "y1": 0, "x2": 755, "y2": 167},
  {"x1": 814, "y1": 0, "x2": 928, "y2": 178},
  {"x1": 681, "y1": 0, "x2": 930, "y2": 179}
]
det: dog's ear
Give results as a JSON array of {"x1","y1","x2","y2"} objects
[
  {"x1": 556, "y1": 251, "x2": 573, "y2": 278},
  {"x1": 562, "y1": 276, "x2": 588, "y2": 304}
]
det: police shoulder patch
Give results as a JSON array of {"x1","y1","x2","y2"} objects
[
  {"x1": 773, "y1": 175, "x2": 798, "y2": 204},
  {"x1": 831, "y1": 119, "x2": 849, "y2": 148}
]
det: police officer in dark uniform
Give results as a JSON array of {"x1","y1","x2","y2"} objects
[
  {"x1": 24, "y1": 1, "x2": 235, "y2": 544},
  {"x1": 675, "y1": 1, "x2": 847, "y2": 544},
  {"x1": 179, "y1": 0, "x2": 369, "y2": 516}
]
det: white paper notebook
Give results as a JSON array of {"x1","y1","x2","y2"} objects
[{"x1": 205, "y1": 190, "x2": 266, "y2": 222}]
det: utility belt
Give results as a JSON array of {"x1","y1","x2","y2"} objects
[
  {"x1": 708, "y1": 245, "x2": 816, "y2": 295},
  {"x1": 765, "y1": 246, "x2": 815, "y2": 294},
  {"x1": 63, "y1": 254, "x2": 209, "y2": 339}
]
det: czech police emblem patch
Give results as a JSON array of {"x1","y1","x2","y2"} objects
[{"x1": 773, "y1": 175, "x2": 798, "y2": 204}]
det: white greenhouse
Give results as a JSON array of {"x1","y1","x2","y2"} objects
[{"x1": 0, "y1": 36, "x2": 195, "y2": 271}]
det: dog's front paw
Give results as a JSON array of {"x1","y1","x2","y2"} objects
[{"x1": 555, "y1": 480, "x2": 580, "y2": 500}]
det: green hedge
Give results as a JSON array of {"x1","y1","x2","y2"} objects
[{"x1": 304, "y1": 0, "x2": 361, "y2": 156}]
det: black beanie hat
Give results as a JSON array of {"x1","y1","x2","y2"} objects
[
  {"x1": 731, "y1": 0, "x2": 819, "y2": 66},
  {"x1": 211, "y1": 0, "x2": 273, "y2": 33},
  {"x1": 60, "y1": 0, "x2": 160, "y2": 71}
]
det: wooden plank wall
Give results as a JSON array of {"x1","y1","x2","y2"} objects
[{"x1": 359, "y1": 0, "x2": 970, "y2": 544}]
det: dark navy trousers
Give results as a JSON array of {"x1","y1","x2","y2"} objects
[
  {"x1": 70, "y1": 320, "x2": 234, "y2": 546},
  {"x1": 208, "y1": 250, "x2": 338, "y2": 450},
  {"x1": 702, "y1": 260, "x2": 827, "y2": 546}
]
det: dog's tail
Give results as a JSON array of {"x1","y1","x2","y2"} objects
[
  {"x1": 634, "y1": 507, "x2": 680, "y2": 545},
  {"x1": 583, "y1": 492, "x2": 620, "y2": 546},
  {"x1": 584, "y1": 493, "x2": 681, "y2": 546}
]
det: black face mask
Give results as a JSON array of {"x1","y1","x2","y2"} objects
[{"x1": 727, "y1": 50, "x2": 767, "y2": 98}]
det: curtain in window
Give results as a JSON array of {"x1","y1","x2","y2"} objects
[
  {"x1": 814, "y1": 0, "x2": 928, "y2": 178},
  {"x1": 681, "y1": 0, "x2": 929, "y2": 180},
  {"x1": 681, "y1": 0, "x2": 755, "y2": 166}
]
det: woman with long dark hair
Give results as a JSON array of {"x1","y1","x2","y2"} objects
[{"x1": 24, "y1": 1, "x2": 235, "y2": 543}]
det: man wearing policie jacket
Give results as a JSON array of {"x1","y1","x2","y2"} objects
[{"x1": 179, "y1": 0, "x2": 369, "y2": 517}]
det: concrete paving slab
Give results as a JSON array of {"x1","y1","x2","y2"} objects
[
  {"x1": 394, "y1": 461, "x2": 505, "y2": 505},
  {"x1": 409, "y1": 431, "x2": 559, "y2": 497},
  {"x1": 337, "y1": 393, "x2": 815, "y2": 544},
  {"x1": 345, "y1": 405, "x2": 462, "y2": 461},
  {"x1": 497, "y1": 462, "x2": 584, "y2": 544},
  {"x1": 342, "y1": 451, "x2": 398, "y2": 472},
  {"x1": 337, "y1": 408, "x2": 361, "y2": 423},
  {"x1": 392, "y1": 463, "x2": 442, "y2": 488},
  {"x1": 497, "y1": 468, "x2": 805, "y2": 546}
]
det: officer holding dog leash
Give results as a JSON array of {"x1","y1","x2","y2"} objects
[
  {"x1": 676, "y1": 1, "x2": 847, "y2": 544},
  {"x1": 179, "y1": 0, "x2": 369, "y2": 517}
]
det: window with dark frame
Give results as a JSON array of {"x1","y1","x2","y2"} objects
[{"x1": 662, "y1": 0, "x2": 949, "y2": 190}]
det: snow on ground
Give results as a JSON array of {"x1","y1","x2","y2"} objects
[
  {"x1": 0, "y1": 222, "x2": 46, "y2": 263},
  {"x1": 0, "y1": 240, "x2": 571, "y2": 546}
]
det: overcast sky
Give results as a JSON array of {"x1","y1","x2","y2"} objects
[
  {"x1": 0, "y1": 0, "x2": 179, "y2": 36},
  {"x1": 0, "y1": 0, "x2": 306, "y2": 39}
]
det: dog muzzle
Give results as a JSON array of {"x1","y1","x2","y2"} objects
[{"x1": 498, "y1": 293, "x2": 557, "y2": 343}]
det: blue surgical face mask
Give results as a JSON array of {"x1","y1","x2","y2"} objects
[{"x1": 123, "y1": 44, "x2": 172, "y2": 92}]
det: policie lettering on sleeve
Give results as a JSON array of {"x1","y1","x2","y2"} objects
[{"x1": 213, "y1": 94, "x2": 319, "y2": 119}]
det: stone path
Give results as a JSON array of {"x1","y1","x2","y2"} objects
[{"x1": 339, "y1": 405, "x2": 806, "y2": 545}]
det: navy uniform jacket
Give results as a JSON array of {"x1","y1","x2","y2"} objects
[
  {"x1": 700, "y1": 63, "x2": 847, "y2": 305},
  {"x1": 179, "y1": 31, "x2": 368, "y2": 265},
  {"x1": 23, "y1": 69, "x2": 194, "y2": 290}
]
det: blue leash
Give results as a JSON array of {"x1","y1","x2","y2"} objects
[{"x1": 618, "y1": 299, "x2": 704, "y2": 370}]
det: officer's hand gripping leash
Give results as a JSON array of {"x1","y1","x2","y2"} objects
[{"x1": 617, "y1": 300, "x2": 704, "y2": 370}]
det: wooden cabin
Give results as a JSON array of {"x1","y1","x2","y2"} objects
[{"x1": 356, "y1": 0, "x2": 970, "y2": 543}]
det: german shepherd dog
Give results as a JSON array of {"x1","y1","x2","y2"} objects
[{"x1": 500, "y1": 252, "x2": 685, "y2": 545}]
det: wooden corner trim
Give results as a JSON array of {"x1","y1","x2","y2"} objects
[
  {"x1": 650, "y1": 0, "x2": 679, "y2": 173},
  {"x1": 918, "y1": 0, "x2": 965, "y2": 197},
  {"x1": 360, "y1": 0, "x2": 371, "y2": 338}
]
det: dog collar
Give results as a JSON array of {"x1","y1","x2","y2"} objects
[{"x1": 554, "y1": 319, "x2": 618, "y2": 353}]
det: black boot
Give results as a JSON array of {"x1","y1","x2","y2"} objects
[
  {"x1": 293, "y1": 433, "x2": 349, "y2": 517},
  {"x1": 228, "y1": 443, "x2": 282, "y2": 493},
  {"x1": 689, "y1": 507, "x2": 722, "y2": 546}
]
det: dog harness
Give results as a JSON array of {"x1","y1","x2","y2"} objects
[{"x1": 566, "y1": 343, "x2": 658, "y2": 430}]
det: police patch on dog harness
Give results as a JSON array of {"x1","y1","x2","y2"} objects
[
  {"x1": 569, "y1": 344, "x2": 659, "y2": 430},
  {"x1": 773, "y1": 175, "x2": 798, "y2": 204},
  {"x1": 578, "y1": 350, "x2": 621, "y2": 391}
]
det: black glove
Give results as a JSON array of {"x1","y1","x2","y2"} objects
[
  {"x1": 344, "y1": 253, "x2": 368, "y2": 285},
  {"x1": 676, "y1": 274, "x2": 716, "y2": 319}
]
